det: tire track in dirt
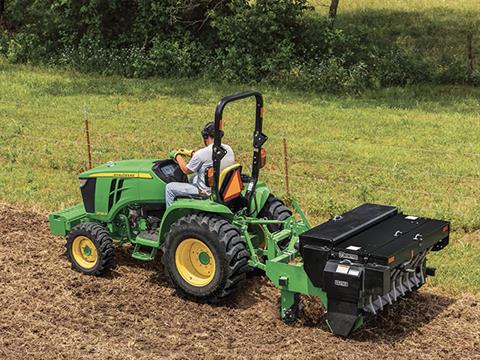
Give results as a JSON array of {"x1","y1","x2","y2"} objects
[{"x1": 0, "y1": 204, "x2": 479, "y2": 359}]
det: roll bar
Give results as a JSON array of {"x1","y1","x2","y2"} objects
[{"x1": 211, "y1": 91, "x2": 267, "y2": 205}]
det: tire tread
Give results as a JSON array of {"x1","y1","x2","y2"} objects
[
  {"x1": 164, "y1": 213, "x2": 249, "y2": 303},
  {"x1": 66, "y1": 222, "x2": 114, "y2": 276}
]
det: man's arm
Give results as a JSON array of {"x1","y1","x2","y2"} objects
[{"x1": 175, "y1": 155, "x2": 194, "y2": 175}]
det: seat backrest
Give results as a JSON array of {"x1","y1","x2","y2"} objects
[{"x1": 218, "y1": 164, "x2": 243, "y2": 203}]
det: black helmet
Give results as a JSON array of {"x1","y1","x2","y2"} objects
[{"x1": 201, "y1": 122, "x2": 223, "y2": 139}]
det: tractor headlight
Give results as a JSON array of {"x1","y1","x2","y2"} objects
[{"x1": 79, "y1": 178, "x2": 88, "y2": 188}]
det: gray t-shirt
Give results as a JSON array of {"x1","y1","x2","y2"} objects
[{"x1": 186, "y1": 143, "x2": 235, "y2": 194}]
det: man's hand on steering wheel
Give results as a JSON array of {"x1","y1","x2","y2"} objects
[
  {"x1": 169, "y1": 148, "x2": 195, "y2": 162},
  {"x1": 176, "y1": 148, "x2": 195, "y2": 157}
]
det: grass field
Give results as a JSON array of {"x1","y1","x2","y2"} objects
[
  {"x1": 0, "y1": 62, "x2": 479, "y2": 294},
  {"x1": 312, "y1": 0, "x2": 480, "y2": 84},
  {"x1": 313, "y1": 0, "x2": 480, "y2": 12}
]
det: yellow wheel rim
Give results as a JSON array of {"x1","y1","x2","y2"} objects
[
  {"x1": 72, "y1": 236, "x2": 98, "y2": 269},
  {"x1": 175, "y1": 238, "x2": 216, "y2": 287}
]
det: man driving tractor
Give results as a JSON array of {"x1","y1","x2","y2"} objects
[{"x1": 165, "y1": 122, "x2": 235, "y2": 207}]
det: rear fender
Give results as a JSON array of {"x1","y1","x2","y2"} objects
[
  {"x1": 250, "y1": 181, "x2": 271, "y2": 217},
  {"x1": 158, "y1": 199, "x2": 233, "y2": 243}
]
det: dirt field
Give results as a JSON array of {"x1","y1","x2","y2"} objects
[{"x1": 0, "y1": 203, "x2": 479, "y2": 360}]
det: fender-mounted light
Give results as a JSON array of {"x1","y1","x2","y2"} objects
[
  {"x1": 442, "y1": 225, "x2": 449, "y2": 233},
  {"x1": 206, "y1": 167, "x2": 215, "y2": 188},
  {"x1": 260, "y1": 148, "x2": 266, "y2": 169},
  {"x1": 79, "y1": 178, "x2": 88, "y2": 188}
]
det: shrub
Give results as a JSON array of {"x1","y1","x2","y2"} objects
[
  {"x1": 210, "y1": 0, "x2": 310, "y2": 81},
  {"x1": 143, "y1": 36, "x2": 208, "y2": 78},
  {"x1": 375, "y1": 48, "x2": 432, "y2": 86},
  {"x1": 2, "y1": 0, "x2": 474, "y2": 92},
  {"x1": 290, "y1": 59, "x2": 372, "y2": 93}
]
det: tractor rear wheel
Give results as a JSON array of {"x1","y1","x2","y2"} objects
[
  {"x1": 66, "y1": 222, "x2": 115, "y2": 275},
  {"x1": 259, "y1": 195, "x2": 292, "y2": 233},
  {"x1": 246, "y1": 195, "x2": 293, "y2": 277},
  {"x1": 163, "y1": 213, "x2": 249, "y2": 303}
]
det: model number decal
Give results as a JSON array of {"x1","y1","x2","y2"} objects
[
  {"x1": 339, "y1": 251, "x2": 359, "y2": 261},
  {"x1": 334, "y1": 280, "x2": 349, "y2": 287}
]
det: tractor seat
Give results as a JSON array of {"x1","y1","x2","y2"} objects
[{"x1": 173, "y1": 164, "x2": 244, "y2": 203}]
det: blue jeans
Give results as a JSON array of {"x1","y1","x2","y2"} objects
[{"x1": 165, "y1": 182, "x2": 199, "y2": 207}]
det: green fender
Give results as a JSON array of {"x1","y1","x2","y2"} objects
[
  {"x1": 158, "y1": 198, "x2": 234, "y2": 242},
  {"x1": 250, "y1": 181, "x2": 272, "y2": 217}
]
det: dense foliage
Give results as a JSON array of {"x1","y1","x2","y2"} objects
[{"x1": 1, "y1": 0, "x2": 479, "y2": 91}]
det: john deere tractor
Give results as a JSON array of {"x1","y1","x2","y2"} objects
[{"x1": 49, "y1": 91, "x2": 449, "y2": 337}]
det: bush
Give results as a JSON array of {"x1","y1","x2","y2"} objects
[
  {"x1": 2, "y1": 0, "x2": 475, "y2": 92},
  {"x1": 210, "y1": 0, "x2": 310, "y2": 82},
  {"x1": 374, "y1": 48, "x2": 432, "y2": 86},
  {"x1": 5, "y1": 32, "x2": 46, "y2": 64},
  {"x1": 432, "y1": 58, "x2": 480, "y2": 85},
  {"x1": 144, "y1": 36, "x2": 208, "y2": 78},
  {"x1": 287, "y1": 59, "x2": 372, "y2": 93}
]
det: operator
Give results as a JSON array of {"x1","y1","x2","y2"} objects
[{"x1": 165, "y1": 122, "x2": 235, "y2": 207}]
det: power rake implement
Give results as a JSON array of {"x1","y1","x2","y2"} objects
[{"x1": 48, "y1": 91, "x2": 449, "y2": 337}]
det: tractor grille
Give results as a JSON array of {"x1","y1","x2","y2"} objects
[
  {"x1": 108, "y1": 178, "x2": 125, "y2": 212},
  {"x1": 80, "y1": 178, "x2": 96, "y2": 213}
]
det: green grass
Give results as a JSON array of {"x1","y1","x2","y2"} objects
[
  {"x1": 311, "y1": 0, "x2": 480, "y2": 82},
  {"x1": 312, "y1": 0, "x2": 480, "y2": 12},
  {"x1": 1, "y1": 62, "x2": 479, "y2": 294}
]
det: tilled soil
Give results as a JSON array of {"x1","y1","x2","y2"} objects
[{"x1": 0, "y1": 203, "x2": 479, "y2": 360}]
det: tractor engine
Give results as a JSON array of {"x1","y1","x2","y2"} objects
[{"x1": 125, "y1": 205, "x2": 162, "y2": 236}]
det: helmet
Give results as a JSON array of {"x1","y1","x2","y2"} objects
[{"x1": 201, "y1": 122, "x2": 223, "y2": 139}]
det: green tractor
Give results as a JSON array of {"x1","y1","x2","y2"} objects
[{"x1": 49, "y1": 91, "x2": 449, "y2": 337}]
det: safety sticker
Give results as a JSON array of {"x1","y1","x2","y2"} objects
[
  {"x1": 405, "y1": 216, "x2": 419, "y2": 220},
  {"x1": 336, "y1": 264, "x2": 350, "y2": 274},
  {"x1": 348, "y1": 269, "x2": 360, "y2": 276},
  {"x1": 346, "y1": 245, "x2": 361, "y2": 251}
]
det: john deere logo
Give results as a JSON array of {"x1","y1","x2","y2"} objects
[
  {"x1": 89, "y1": 172, "x2": 152, "y2": 179},
  {"x1": 113, "y1": 173, "x2": 137, "y2": 177}
]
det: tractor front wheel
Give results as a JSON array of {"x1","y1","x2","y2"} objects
[
  {"x1": 66, "y1": 222, "x2": 115, "y2": 275},
  {"x1": 163, "y1": 213, "x2": 249, "y2": 303}
]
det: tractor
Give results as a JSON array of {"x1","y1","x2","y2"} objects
[{"x1": 49, "y1": 91, "x2": 449, "y2": 337}]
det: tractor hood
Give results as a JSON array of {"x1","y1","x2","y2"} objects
[{"x1": 80, "y1": 159, "x2": 157, "y2": 179}]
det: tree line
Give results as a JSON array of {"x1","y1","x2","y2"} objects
[{"x1": 0, "y1": 0, "x2": 478, "y2": 92}]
